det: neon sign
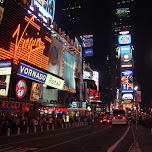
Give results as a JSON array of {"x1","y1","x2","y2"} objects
[
  {"x1": 16, "y1": 79, "x2": 27, "y2": 99},
  {"x1": 0, "y1": 15, "x2": 51, "y2": 70}
]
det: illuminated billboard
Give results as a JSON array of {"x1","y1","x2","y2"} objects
[
  {"x1": 120, "y1": 45, "x2": 130, "y2": 54},
  {"x1": 30, "y1": 0, "x2": 56, "y2": 24},
  {"x1": 82, "y1": 38, "x2": 93, "y2": 48},
  {"x1": 30, "y1": 82, "x2": 41, "y2": 101},
  {"x1": 122, "y1": 93, "x2": 133, "y2": 100},
  {"x1": 47, "y1": 37, "x2": 63, "y2": 77},
  {"x1": 64, "y1": 50, "x2": 76, "y2": 92},
  {"x1": 0, "y1": 0, "x2": 52, "y2": 70},
  {"x1": 118, "y1": 34, "x2": 131, "y2": 44},
  {"x1": 116, "y1": 8, "x2": 130, "y2": 18},
  {"x1": 83, "y1": 48, "x2": 93, "y2": 57},
  {"x1": 0, "y1": 61, "x2": 12, "y2": 97},
  {"x1": 121, "y1": 70, "x2": 133, "y2": 93}
]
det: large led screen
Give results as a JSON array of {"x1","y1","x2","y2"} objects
[
  {"x1": 121, "y1": 70, "x2": 133, "y2": 93},
  {"x1": 118, "y1": 34, "x2": 131, "y2": 45},
  {"x1": 120, "y1": 45, "x2": 130, "y2": 54},
  {"x1": 30, "y1": 0, "x2": 56, "y2": 24},
  {"x1": 64, "y1": 50, "x2": 76, "y2": 92}
]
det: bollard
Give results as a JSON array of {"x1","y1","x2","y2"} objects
[
  {"x1": 65, "y1": 123, "x2": 67, "y2": 128},
  {"x1": 62, "y1": 123, "x2": 64, "y2": 129},
  {"x1": 69, "y1": 123, "x2": 71, "y2": 128},
  {"x1": 41, "y1": 125, "x2": 43, "y2": 132},
  {"x1": 47, "y1": 125, "x2": 49, "y2": 131},
  {"x1": 18, "y1": 127, "x2": 20, "y2": 135},
  {"x1": 72, "y1": 123, "x2": 74, "y2": 127},
  {"x1": 34, "y1": 126, "x2": 36, "y2": 133},
  {"x1": 27, "y1": 126, "x2": 29, "y2": 134},
  {"x1": 7, "y1": 128, "x2": 10, "y2": 136},
  {"x1": 52, "y1": 124, "x2": 54, "y2": 130}
]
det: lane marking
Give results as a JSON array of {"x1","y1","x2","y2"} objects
[
  {"x1": 34, "y1": 127, "x2": 108, "y2": 152},
  {"x1": 107, "y1": 124, "x2": 130, "y2": 152},
  {"x1": 0, "y1": 125, "x2": 102, "y2": 147}
]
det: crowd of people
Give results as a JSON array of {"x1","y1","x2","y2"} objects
[{"x1": 0, "y1": 114, "x2": 93, "y2": 136}]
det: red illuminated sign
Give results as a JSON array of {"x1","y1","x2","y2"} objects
[
  {"x1": 46, "y1": 107, "x2": 67, "y2": 112},
  {"x1": 16, "y1": 79, "x2": 27, "y2": 99}
]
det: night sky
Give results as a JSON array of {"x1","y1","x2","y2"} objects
[{"x1": 55, "y1": 0, "x2": 152, "y2": 108}]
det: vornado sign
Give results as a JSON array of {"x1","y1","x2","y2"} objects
[{"x1": 17, "y1": 62, "x2": 64, "y2": 90}]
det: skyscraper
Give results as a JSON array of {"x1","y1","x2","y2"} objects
[
  {"x1": 55, "y1": 0, "x2": 92, "y2": 36},
  {"x1": 112, "y1": 0, "x2": 135, "y2": 107}
]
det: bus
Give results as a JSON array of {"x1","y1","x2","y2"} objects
[{"x1": 111, "y1": 109, "x2": 127, "y2": 125}]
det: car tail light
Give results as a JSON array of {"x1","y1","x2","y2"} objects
[
  {"x1": 113, "y1": 117, "x2": 115, "y2": 119},
  {"x1": 107, "y1": 120, "x2": 110, "y2": 123},
  {"x1": 118, "y1": 114, "x2": 120, "y2": 117},
  {"x1": 100, "y1": 120, "x2": 103, "y2": 123},
  {"x1": 123, "y1": 117, "x2": 125, "y2": 119}
]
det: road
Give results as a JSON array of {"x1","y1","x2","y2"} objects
[{"x1": 0, "y1": 123, "x2": 134, "y2": 152}]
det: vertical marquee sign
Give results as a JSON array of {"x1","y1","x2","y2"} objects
[{"x1": 0, "y1": 0, "x2": 52, "y2": 71}]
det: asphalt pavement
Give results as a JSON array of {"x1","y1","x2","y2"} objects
[{"x1": 0, "y1": 123, "x2": 133, "y2": 152}]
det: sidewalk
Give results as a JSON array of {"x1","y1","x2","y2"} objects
[{"x1": 132, "y1": 123, "x2": 152, "y2": 152}]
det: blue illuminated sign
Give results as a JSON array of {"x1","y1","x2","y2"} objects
[
  {"x1": 84, "y1": 48, "x2": 93, "y2": 57},
  {"x1": 120, "y1": 45, "x2": 130, "y2": 54},
  {"x1": 17, "y1": 62, "x2": 47, "y2": 84},
  {"x1": 82, "y1": 38, "x2": 93, "y2": 48},
  {"x1": 118, "y1": 34, "x2": 131, "y2": 44},
  {"x1": 0, "y1": 61, "x2": 12, "y2": 68}
]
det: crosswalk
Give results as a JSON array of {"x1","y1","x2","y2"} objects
[{"x1": 0, "y1": 147, "x2": 38, "y2": 152}]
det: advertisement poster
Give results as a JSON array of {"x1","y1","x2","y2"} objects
[
  {"x1": 0, "y1": 75, "x2": 10, "y2": 96},
  {"x1": 122, "y1": 70, "x2": 133, "y2": 93},
  {"x1": 30, "y1": 82, "x2": 41, "y2": 101},
  {"x1": 47, "y1": 37, "x2": 63, "y2": 77},
  {"x1": 0, "y1": 60, "x2": 12, "y2": 97},
  {"x1": 64, "y1": 50, "x2": 76, "y2": 90}
]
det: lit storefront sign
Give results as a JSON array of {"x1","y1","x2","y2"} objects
[
  {"x1": 1, "y1": 102, "x2": 33, "y2": 110},
  {"x1": 118, "y1": 34, "x2": 131, "y2": 44},
  {"x1": 0, "y1": 61, "x2": 12, "y2": 97},
  {"x1": 45, "y1": 74, "x2": 64, "y2": 90},
  {"x1": 17, "y1": 62, "x2": 64, "y2": 90},
  {"x1": 122, "y1": 93, "x2": 133, "y2": 100},
  {"x1": 17, "y1": 62, "x2": 47, "y2": 84},
  {"x1": 121, "y1": 70, "x2": 133, "y2": 93},
  {"x1": 82, "y1": 37, "x2": 93, "y2": 48},
  {"x1": 16, "y1": 79, "x2": 27, "y2": 99},
  {"x1": 45, "y1": 107, "x2": 67, "y2": 112}
]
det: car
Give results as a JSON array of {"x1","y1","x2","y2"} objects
[
  {"x1": 100, "y1": 116, "x2": 111, "y2": 124},
  {"x1": 111, "y1": 109, "x2": 127, "y2": 125}
]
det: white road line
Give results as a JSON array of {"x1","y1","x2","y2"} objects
[
  {"x1": 107, "y1": 124, "x2": 130, "y2": 152},
  {"x1": 34, "y1": 128, "x2": 108, "y2": 152},
  {"x1": 0, "y1": 147, "x2": 13, "y2": 151},
  {"x1": 0, "y1": 125, "x2": 95, "y2": 147}
]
